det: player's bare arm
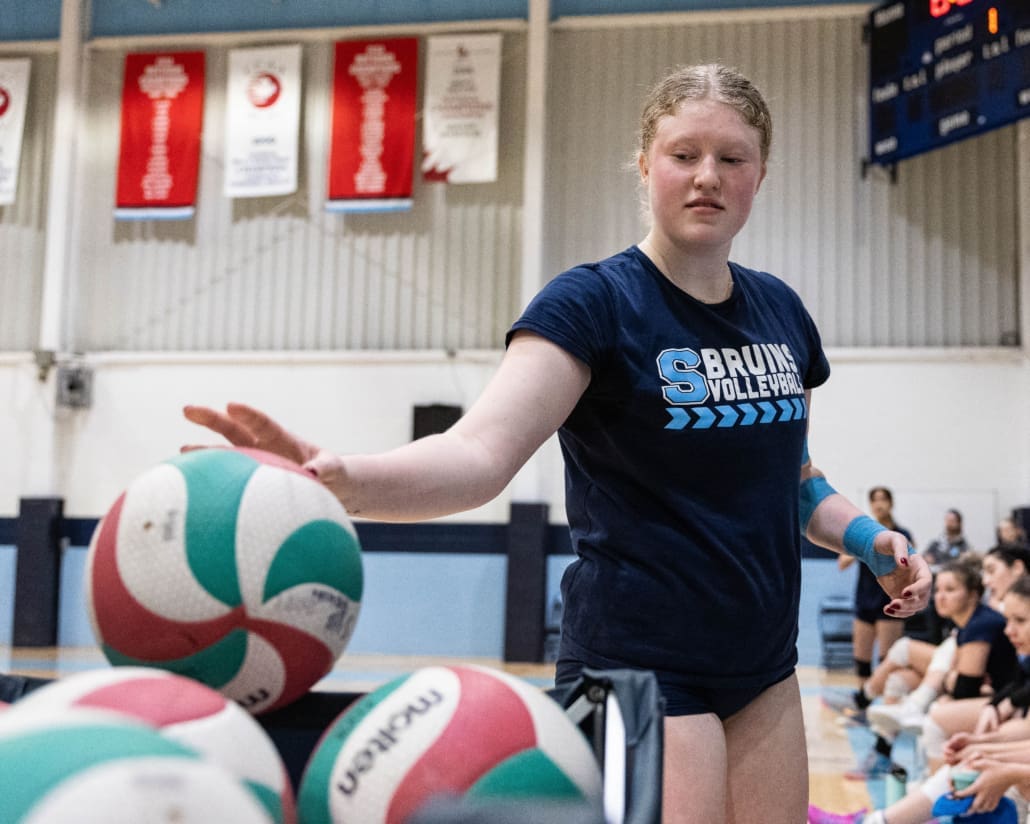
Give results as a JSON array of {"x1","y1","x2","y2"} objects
[
  {"x1": 185, "y1": 331, "x2": 590, "y2": 522},
  {"x1": 798, "y1": 392, "x2": 932, "y2": 617}
]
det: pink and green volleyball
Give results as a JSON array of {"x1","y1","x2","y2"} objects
[
  {"x1": 298, "y1": 664, "x2": 602, "y2": 823},
  {"x1": 12, "y1": 666, "x2": 295, "y2": 823},
  {"x1": 0, "y1": 710, "x2": 276, "y2": 823},
  {"x1": 85, "y1": 447, "x2": 363, "y2": 714}
]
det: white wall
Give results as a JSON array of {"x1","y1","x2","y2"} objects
[
  {"x1": 808, "y1": 350, "x2": 1030, "y2": 550},
  {"x1": 2, "y1": 350, "x2": 1027, "y2": 538},
  {"x1": 0, "y1": 350, "x2": 563, "y2": 522}
]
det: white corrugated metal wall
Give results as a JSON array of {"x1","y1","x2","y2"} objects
[
  {"x1": 0, "y1": 8, "x2": 1021, "y2": 353},
  {"x1": 0, "y1": 51, "x2": 56, "y2": 352},
  {"x1": 543, "y1": 9, "x2": 1019, "y2": 347},
  {"x1": 69, "y1": 32, "x2": 526, "y2": 352}
]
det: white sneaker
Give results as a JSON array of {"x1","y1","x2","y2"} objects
[
  {"x1": 867, "y1": 702, "x2": 926, "y2": 737},
  {"x1": 900, "y1": 709, "x2": 926, "y2": 735}
]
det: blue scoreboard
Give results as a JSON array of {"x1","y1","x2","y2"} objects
[{"x1": 867, "y1": 0, "x2": 1030, "y2": 166}]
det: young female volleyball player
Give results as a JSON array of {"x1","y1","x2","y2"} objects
[{"x1": 184, "y1": 64, "x2": 932, "y2": 824}]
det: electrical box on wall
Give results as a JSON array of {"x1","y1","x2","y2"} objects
[{"x1": 56, "y1": 365, "x2": 93, "y2": 409}]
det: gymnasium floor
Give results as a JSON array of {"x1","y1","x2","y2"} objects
[{"x1": 2, "y1": 645, "x2": 874, "y2": 815}]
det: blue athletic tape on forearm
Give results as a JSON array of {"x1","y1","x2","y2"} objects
[
  {"x1": 799, "y1": 476, "x2": 835, "y2": 532},
  {"x1": 843, "y1": 515, "x2": 895, "y2": 576}
]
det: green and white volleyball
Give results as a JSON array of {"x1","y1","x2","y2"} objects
[
  {"x1": 85, "y1": 447, "x2": 363, "y2": 714},
  {"x1": 298, "y1": 664, "x2": 603, "y2": 823},
  {"x1": 0, "y1": 710, "x2": 276, "y2": 823}
]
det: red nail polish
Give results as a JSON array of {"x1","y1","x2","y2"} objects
[{"x1": 900, "y1": 556, "x2": 909, "y2": 566}]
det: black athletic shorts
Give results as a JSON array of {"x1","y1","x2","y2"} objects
[{"x1": 555, "y1": 650, "x2": 795, "y2": 720}]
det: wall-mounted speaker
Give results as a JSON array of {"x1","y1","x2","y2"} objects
[{"x1": 412, "y1": 404, "x2": 463, "y2": 441}]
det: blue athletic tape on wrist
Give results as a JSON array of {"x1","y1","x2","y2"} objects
[
  {"x1": 843, "y1": 515, "x2": 896, "y2": 576},
  {"x1": 799, "y1": 475, "x2": 835, "y2": 532}
]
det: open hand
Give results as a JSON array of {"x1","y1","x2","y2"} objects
[
  {"x1": 943, "y1": 732, "x2": 975, "y2": 765},
  {"x1": 874, "y1": 530, "x2": 932, "y2": 617},
  {"x1": 182, "y1": 403, "x2": 350, "y2": 494},
  {"x1": 182, "y1": 402, "x2": 319, "y2": 464},
  {"x1": 954, "y1": 758, "x2": 1023, "y2": 815}
]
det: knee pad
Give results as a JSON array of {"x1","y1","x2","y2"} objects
[
  {"x1": 886, "y1": 636, "x2": 911, "y2": 667},
  {"x1": 922, "y1": 717, "x2": 947, "y2": 761},
  {"x1": 885, "y1": 671, "x2": 912, "y2": 700},
  {"x1": 920, "y1": 763, "x2": 953, "y2": 801},
  {"x1": 929, "y1": 636, "x2": 957, "y2": 674}
]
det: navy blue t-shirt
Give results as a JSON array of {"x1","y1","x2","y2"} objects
[
  {"x1": 509, "y1": 246, "x2": 830, "y2": 687},
  {"x1": 957, "y1": 601, "x2": 1018, "y2": 690}
]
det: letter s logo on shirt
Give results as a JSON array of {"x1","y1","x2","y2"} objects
[{"x1": 657, "y1": 348, "x2": 710, "y2": 405}]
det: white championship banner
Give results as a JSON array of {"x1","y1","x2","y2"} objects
[
  {"x1": 421, "y1": 33, "x2": 501, "y2": 184},
  {"x1": 0, "y1": 59, "x2": 31, "y2": 206},
  {"x1": 224, "y1": 44, "x2": 302, "y2": 198}
]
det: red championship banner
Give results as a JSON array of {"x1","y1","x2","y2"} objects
[
  {"x1": 326, "y1": 38, "x2": 417, "y2": 213},
  {"x1": 115, "y1": 51, "x2": 205, "y2": 220}
]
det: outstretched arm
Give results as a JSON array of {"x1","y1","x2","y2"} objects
[
  {"x1": 799, "y1": 392, "x2": 932, "y2": 617},
  {"x1": 184, "y1": 331, "x2": 590, "y2": 522}
]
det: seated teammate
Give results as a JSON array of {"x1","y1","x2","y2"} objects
[
  {"x1": 809, "y1": 574, "x2": 1030, "y2": 824},
  {"x1": 869, "y1": 546, "x2": 1030, "y2": 744},
  {"x1": 826, "y1": 559, "x2": 1016, "y2": 779}
]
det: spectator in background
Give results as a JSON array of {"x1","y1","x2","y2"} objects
[
  {"x1": 923, "y1": 508, "x2": 974, "y2": 570},
  {"x1": 837, "y1": 487, "x2": 913, "y2": 681},
  {"x1": 921, "y1": 508, "x2": 976, "y2": 644},
  {"x1": 997, "y1": 516, "x2": 1029, "y2": 550}
]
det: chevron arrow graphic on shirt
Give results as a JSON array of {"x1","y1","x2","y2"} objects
[
  {"x1": 666, "y1": 398, "x2": 808, "y2": 430},
  {"x1": 716, "y1": 405, "x2": 739, "y2": 427},
  {"x1": 692, "y1": 407, "x2": 716, "y2": 429},
  {"x1": 665, "y1": 408, "x2": 690, "y2": 430}
]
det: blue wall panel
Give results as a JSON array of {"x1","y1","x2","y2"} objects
[
  {"x1": 57, "y1": 546, "x2": 94, "y2": 647},
  {"x1": 2, "y1": 541, "x2": 852, "y2": 668},
  {"x1": 3, "y1": 1, "x2": 862, "y2": 44},
  {"x1": 0, "y1": 547, "x2": 14, "y2": 645},
  {"x1": 90, "y1": 0, "x2": 528, "y2": 38},
  {"x1": 5, "y1": 546, "x2": 507, "y2": 659},
  {"x1": 553, "y1": 0, "x2": 857, "y2": 12},
  {"x1": 0, "y1": 1, "x2": 61, "y2": 41},
  {"x1": 347, "y1": 552, "x2": 506, "y2": 657},
  {"x1": 798, "y1": 558, "x2": 857, "y2": 667}
]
